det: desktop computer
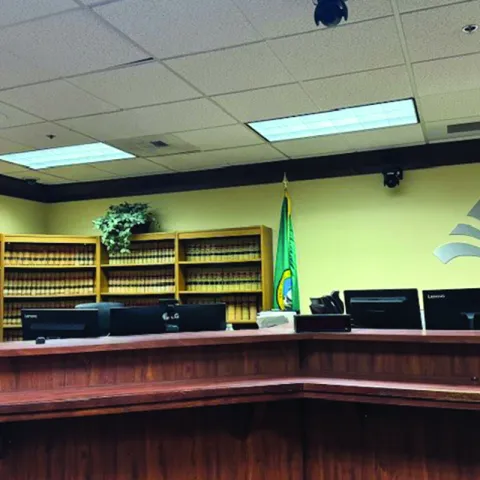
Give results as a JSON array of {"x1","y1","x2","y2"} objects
[
  {"x1": 344, "y1": 289, "x2": 422, "y2": 329},
  {"x1": 423, "y1": 288, "x2": 480, "y2": 330}
]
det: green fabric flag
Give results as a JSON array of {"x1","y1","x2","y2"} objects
[{"x1": 273, "y1": 189, "x2": 300, "y2": 312}]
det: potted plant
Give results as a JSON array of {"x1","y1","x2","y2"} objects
[{"x1": 93, "y1": 202, "x2": 156, "y2": 254}]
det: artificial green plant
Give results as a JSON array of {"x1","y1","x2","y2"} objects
[{"x1": 93, "y1": 202, "x2": 155, "y2": 254}]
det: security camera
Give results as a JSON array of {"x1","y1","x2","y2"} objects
[
  {"x1": 22, "y1": 177, "x2": 39, "y2": 186},
  {"x1": 314, "y1": 0, "x2": 348, "y2": 27},
  {"x1": 383, "y1": 169, "x2": 403, "y2": 189}
]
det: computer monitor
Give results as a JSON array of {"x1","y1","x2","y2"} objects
[
  {"x1": 22, "y1": 309, "x2": 101, "y2": 341},
  {"x1": 109, "y1": 303, "x2": 227, "y2": 336},
  {"x1": 109, "y1": 305, "x2": 169, "y2": 336},
  {"x1": 344, "y1": 289, "x2": 422, "y2": 329},
  {"x1": 171, "y1": 303, "x2": 226, "y2": 332},
  {"x1": 423, "y1": 288, "x2": 480, "y2": 330}
]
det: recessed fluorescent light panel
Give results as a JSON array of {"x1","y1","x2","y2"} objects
[
  {"x1": 0, "y1": 142, "x2": 135, "y2": 170},
  {"x1": 248, "y1": 99, "x2": 419, "y2": 142}
]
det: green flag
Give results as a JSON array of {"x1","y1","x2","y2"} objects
[{"x1": 273, "y1": 188, "x2": 300, "y2": 312}]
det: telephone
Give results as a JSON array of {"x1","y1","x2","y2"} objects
[{"x1": 310, "y1": 291, "x2": 344, "y2": 315}]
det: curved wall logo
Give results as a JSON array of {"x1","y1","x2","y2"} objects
[{"x1": 434, "y1": 200, "x2": 480, "y2": 263}]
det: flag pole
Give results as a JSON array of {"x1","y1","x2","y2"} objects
[{"x1": 283, "y1": 173, "x2": 288, "y2": 190}]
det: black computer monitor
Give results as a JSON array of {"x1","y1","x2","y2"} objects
[
  {"x1": 21, "y1": 309, "x2": 101, "y2": 341},
  {"x1": 423, "y1": 288, "x2": 480, "y2": 330},
  {"x1": 171, "y1": 303, "x2": 226, "y2": 332},
  {"x1": 344, "y1": 289, "x2": 422, "y2": 329},
  {"x1": 109, "y1": 305, "x2": 169, "y2": 336},
  {"x1": 109, "y1": 303, "x2": 227, "y2": 336}
]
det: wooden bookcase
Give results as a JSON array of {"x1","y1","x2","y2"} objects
[
  {"x1": 177, "y1": 226, "x2": 273, "y2": 326},
  {"x1": 0, "y1": 227, "x2": 273, "y2": 340},
  {"x1": 0, "y1": 234, "x2": 99, "y2": 342},
  {"x1": 99, "y1": 232, "x2": 177, "y2": 307}
]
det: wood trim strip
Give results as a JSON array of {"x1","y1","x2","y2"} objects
[{"x1": 2, "y1": 376, "x2": 480, "y2": 422}]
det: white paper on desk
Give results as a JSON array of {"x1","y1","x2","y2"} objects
[{"x1": 257, "y1": 311, "x2": 295, "y2": 329}]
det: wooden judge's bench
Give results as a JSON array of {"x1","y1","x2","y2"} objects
[{"x1": 1, "y1": 328, "x2": 480, "y2": 479}]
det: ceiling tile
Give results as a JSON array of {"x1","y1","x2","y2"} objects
[
  {"x1": 0, "y1": 123, "x2": 95, "y2": 149},
  {"x1": 148, "y1": 151, "x2": 231, "y2": 172},
  {"x1": 0, "y1": 102, "x2": 42, "y2": 129},
  {"x1": 222, "y1": 144, "x2": 286, "y2": 166},
  {"x1": 108, "y1": 134, "x2": 199, "y2": 157},
  {"x1": 276, "y1": 125, "x2": 424, "y2": 158},
  {"x1": 397, "y1": 0, "x2": 467, "y2": 13},
  {"x1": 0, "y1": 50, "x2": 53, "y2": 90},
  {"x1": 268, "y1": 17, "x2": 404, "y2": 81},
  {"x1": 0, "y1": 80, "x2": 118, "y2": 121},
  {"x1": 213, "y1": 84, "x2": 318, "y2": 122},
  {"x1": 0, "y1": 161, "x2": 32, "y2": 174},
  {"x1": 166, "y1": 43, "x2": 295, "y2": 95},
  {"x1": 347, "y1": 124, "x2": 425, "y2": 151},
  {"x1": 233, "y1": 0, "x2": 393, "y2": 38},
  {"x1": 420, "y1": 90, "x2": 480, "y2": 122},
  {"x1": 68, "y1": 63, "x2": 202, "y2": 109},
  {"x1": 42, "y1": 165, "x2": 118, "y2": 182},
  {"x1": 5, "y1": 170, "x2": 71, "y2": 184},
  {"x1": 302, "y1": 66, "x2": 413, "y2": 111},
  {"x1": 0, "y1": 10, "x2": 145, "y2": 78},
  {"x1": 274, "y1": 135, "x2": 354, "y2": 158},
  {"x1": 95, "y1": 0, "x2": 260, "y2": 59},
  {"x1": 60, "y1": 99, "x2": 237, "y2": 140},
  {"x1": 401, "y1": 2, "x2": 480, "y2": 62},
  {"x1": 0, "y1": 0, "x2": 78, "y2": 27},
  {"x1": 0, "y1": 138, "x2": 32, "y2": 155},
  {"x1": 173, "y1": 125, "x2": 264, "y2": 150},
  {"x1": 413, "y1": 54, "x2": 480, "y2": 97},
  {"x1": 92, "y1": 158, "x2": 172, "y2": 175},
  {"x1": 150, "y1": 145, "x2": 286, "y2": 171},
  {"x1": 425, "y1": 116, "x2": 480, "y2": 142},
  {"x1": 77, "y1": 0, "x2": 115, "y2": 4}
]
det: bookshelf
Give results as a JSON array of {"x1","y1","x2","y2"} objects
[
  {"x1": 99, "y1": 233, "x2": 177, "y2": 304},
  {"x1": 0, "y1": 227, "x2": 273, "y2": 340},
  {"x1": 177, "y1": 226, "x2": 273, "y2": 326},
  {"x1": 0, "y1": 235, "x2": 99, "y2": 341}
]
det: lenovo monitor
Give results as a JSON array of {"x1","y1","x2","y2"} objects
[
  {"x1": 344, "y1": 289, "x2": 422, "y2": 329},
  {"x1": 22, "y1": 309, "x2": 101, "y2": 341},
  {"x1": 423, "y1": 288, "x2": 480, "y2": 330}
]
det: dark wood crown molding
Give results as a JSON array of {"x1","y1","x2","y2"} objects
[
  {"x1": 0, "y1": 174, "x2": 47, "y2": 202},
  {"x1": 1, "y1": 138, "x2": 480, "y2": 203}
]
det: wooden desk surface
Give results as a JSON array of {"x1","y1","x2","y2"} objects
[
  {"x1": 2, "y1": 327, "x2": 480, "y2": 479},
  {"x1": 2, "y1": 327, "x2": 480, "y2": 357},
  {"x1": 0, "y1": 328, "x2": 298, "y2": 357}
]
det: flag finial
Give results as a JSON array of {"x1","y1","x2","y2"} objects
[{"x1": 283, "y1": 173, "x2": 288, "y2": 190}]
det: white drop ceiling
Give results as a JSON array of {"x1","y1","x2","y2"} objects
[{"x1": 0, "y1": 0, "x2": 478, "y2": 185}]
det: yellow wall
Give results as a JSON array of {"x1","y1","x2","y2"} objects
[
  {"x1": 45, "y1": 163, "x2": 480, "y2": 312},
  {"x1": 0, "y1": 195, "x2": 47, "y2": 234}
]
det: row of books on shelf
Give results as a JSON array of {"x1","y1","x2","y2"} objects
[
  {"x1": 4, "y1": 330, "x2": 22, "y2": 342},
  {"x1": 186, "y1": 295, "x2": 259, "y2": 323},
  {"x1": 109, "y1": 242, "x2": 175, "y2": 264},
  {"x1": 185, "y1": 238, "x2": 261, "y2": 262},
  {"x1": 4, "y1": 272, "x2": 95, "y2": 296},
  {"x1": 185, "y1": 268, "x2": 261, "y2": 292},
  {"x1": 4, "y1": 245, "x2": 95, "y2": 266},
  {"x1": 108, "y1": 270, "x2": 175, "y2": 293},
  {"x1": 105, "y1": 297, "x2": 169, "y2": 307},
  {"x1": 3, "y1": 300, "x2": 79, "y2": 327}
]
